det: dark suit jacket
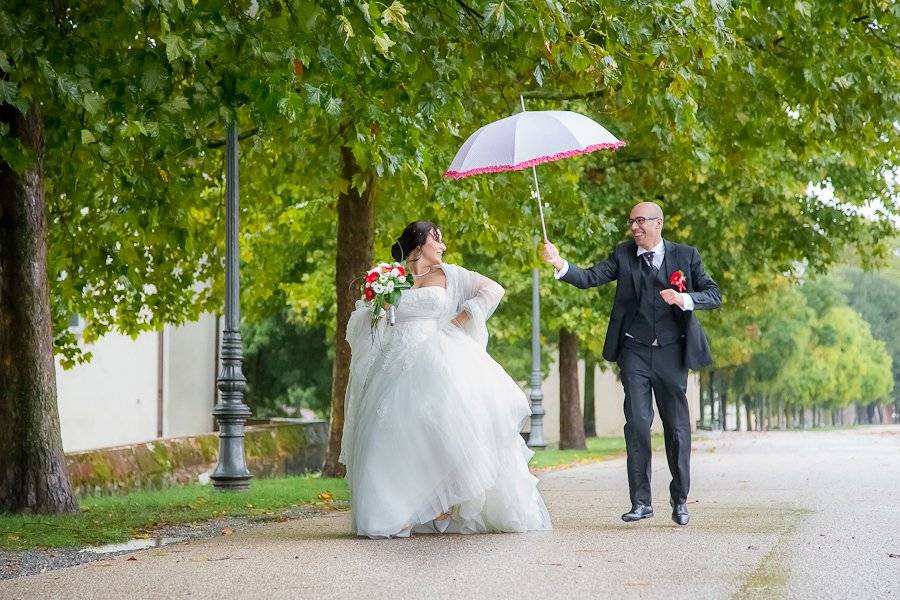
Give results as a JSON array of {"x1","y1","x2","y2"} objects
[{"x1": 559, "y1": 239, "x2": 721, "y2": 369}]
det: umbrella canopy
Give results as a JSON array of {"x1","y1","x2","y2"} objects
[{"x1": 444, "y1": 110, "x2": 624, "y2": 179}]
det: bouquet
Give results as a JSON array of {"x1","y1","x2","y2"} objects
[{"x1": 362, "y1": 262, "x2": 412, "y2": 327}]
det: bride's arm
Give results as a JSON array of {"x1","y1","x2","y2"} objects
[{"x1": 453, "y1": 270, "x2": 504, "y2": 327}]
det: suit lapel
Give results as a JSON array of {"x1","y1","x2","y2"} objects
[{"x1": 629, "y1": 243, "x2": 642, "y2": 300}]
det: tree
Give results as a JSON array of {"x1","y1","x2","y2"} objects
[
  {"x1": 0, "y1": 102, "x2": 78, "y2": 513},
  {"x1": 837, "y1": 266, "x2": 900, "y2": 418},
  {"x1": 0, "y1": 1, "x2": 298, "y2": 512},
  {"x1": 558, "y1": 328, "x2": 586, "y2": 449},
  {"x1": 242, "y1": 313, "x2": 332, "y2": 417}
]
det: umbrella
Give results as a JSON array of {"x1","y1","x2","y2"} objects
[{"x1": 444, "y1": 97, "x2": 624, "y2": 240}]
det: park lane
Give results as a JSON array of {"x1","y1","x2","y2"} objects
[{"x1": 2, "y1": 428, "x2": 898, "y2": 600}]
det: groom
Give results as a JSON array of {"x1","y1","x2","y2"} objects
[{"x1": 541, "y1": 202, "x2": 721, "y2": 526}]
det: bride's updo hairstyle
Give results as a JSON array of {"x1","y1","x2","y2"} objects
[{"x1": 391, "y1": 220, "x2": 439, "y2": 262}]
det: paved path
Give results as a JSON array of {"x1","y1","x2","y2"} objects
[{"x1": 2, "y1": 428, "x2": 899, "y2": 599}]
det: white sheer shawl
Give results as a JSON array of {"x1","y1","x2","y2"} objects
[{"x1": 338, "y1": 263, "x2": 505, "y2": 469}]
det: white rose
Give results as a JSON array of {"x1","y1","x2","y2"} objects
[
  {"x1": 386, "y1": 281, "x2": 395, "y2": 293},
  {"x1": 390, "y1": 267, "x2": 400, "y2": 277},
  {"x1": 378, "y1": 274, "x2": 389, "y2": 284},
  {"x1": 373, "y1": 283, "x2": 385, "y2": 294},
  {"x1": 397, "y1": 275, "x2": 407, "y2": 283}
]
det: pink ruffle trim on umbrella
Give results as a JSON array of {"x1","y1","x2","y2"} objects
[{"x1": 443, "y1": 141, "x2": 626, "y2": 179}]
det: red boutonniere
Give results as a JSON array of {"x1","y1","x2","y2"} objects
[{"x1": 669, "y1": 270, "x2": 686, "y2": 292}]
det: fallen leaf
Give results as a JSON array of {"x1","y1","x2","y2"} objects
[
  {"x1": 6, "y1": 534, "x2": 20, "y2": 541},
  {"x1": 221, "y1": 527, "x2": 234, "y2": 536},
  {"x1": 125, "y1": 556, "x2": 137, "y2": 561},
  {"x1": 318, "y1": 491, "x2": 334, "y2": 502}
]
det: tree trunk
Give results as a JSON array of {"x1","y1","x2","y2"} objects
[
  {"x1": 719, "y1": 382, "x2": 727, "y2": 431},
  {"x1": 321, "y1": 146, "x2": 375, "y2": 478},
  {"x1": 744, "y1": 396, "x2": 753, "y2": 431},
  {"x1": 0, "y1": 102, "x2": 78, "y2": 514},
  {"x1": 583, "y1": 357, "x2": 596, "y2": 438},
  {"x1": 558, "y1": 328, "x2": 586, "y2": 450}
]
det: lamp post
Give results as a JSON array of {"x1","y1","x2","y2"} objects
[
  {"x1": 527, "y1": 236, "x2": 546, "y2": 448},
  {"x1": 211, "y1": 123, "x2": 252, "y2": 490}
]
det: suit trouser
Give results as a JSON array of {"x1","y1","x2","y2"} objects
[{"x1": 618, "y1": 336, "x2": 691, "y2": 506}]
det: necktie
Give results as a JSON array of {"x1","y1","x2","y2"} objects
[{"x1": 642, "y1": 251, "x2": 657, "y2": 272}]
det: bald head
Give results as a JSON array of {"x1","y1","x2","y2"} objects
[
  {"x1": 632, "y1": 201, "x2": 663, "y2": 219},
  {"x1": 628, "y1": 202, "x2": 664, "y2": 250}
]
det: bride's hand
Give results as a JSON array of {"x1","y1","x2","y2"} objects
[{"x1": 451, "y1": 312, "x2": 469, "y2": 329}]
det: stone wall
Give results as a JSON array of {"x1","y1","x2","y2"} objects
[{"x1": 65, "y1": 419, "x2": 328, "y2": 497}]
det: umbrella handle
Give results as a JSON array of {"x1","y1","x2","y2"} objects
[{"x1": 531, "y1": 165, "x2": 548, "y2": 242}]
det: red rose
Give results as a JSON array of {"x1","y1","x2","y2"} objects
[
  {"x1": 396, "y1": 266, "x2": 406, "y2": 276},
  {"x1": 366, "y1": 271, "x2": 379, "y2": 283},
  {"x1": 669, "y1": 270, "x2": 686, "y2": 292},
  {"x1": 364, "y1": 287, "x2": 375, "y2": 301}
]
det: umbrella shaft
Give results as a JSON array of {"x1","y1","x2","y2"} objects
[{"x1": 531, "y1": 165, "x2": 547, "y2": 241}]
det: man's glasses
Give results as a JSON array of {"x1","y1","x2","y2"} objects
[{"x1": 626, "y1": 216, "x2": 661, "y2": 227}]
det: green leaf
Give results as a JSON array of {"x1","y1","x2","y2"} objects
[
  {"x1": 373, "y1": 33, "x2": 395, "y2": 56},
  {"x1": 141, "y1": 63, "x2": 165, "y2": 92},
  {"x1": 324, "y1": 96, "x2": 343, "y2": 116},
  {"x1": 164, "y1": 95, "x2": 190, "y2": 113},
  {"x1": 337, "y1": 15, "x2": 355, "y2": 41},
  {"x1": 55, "y1": 74, "x2": 80, "y2": 102},
  {"x1": 0, "y1": 80, "x2": 17, "y2": 104},
  {"x1": 381, "y1": 2, "x2": 411, "y2": 33},
  {"x1": 160, "y1": 33, "x2": 189, "y2": 62},
  {"x1": 81, "y1": 129, "x2": 96, "y2": 144},
  {"x1": 82, "y1": 92, "x2": 104, "y2": 115}
]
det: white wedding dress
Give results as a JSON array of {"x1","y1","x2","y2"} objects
[{"x1": 340, "y1": 263, "x2": 552, "y2": 538}]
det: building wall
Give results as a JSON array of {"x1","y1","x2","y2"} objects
[
  {"x1": 56, "y1": 331, "x2": 160, "y2": 453},
  {"x1": 163, "y1": 315, "x2": 218, "y2": 438},
  {"x1": 57, "y1": 314, "x2": 219, "y2": 453}
]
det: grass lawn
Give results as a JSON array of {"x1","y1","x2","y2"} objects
[
  {"x1": 529, "y1": 434, "x2": 664, "y2": 470},
  {"x1": 0, "y1": 475, "x2": 347, "y2": 551}
]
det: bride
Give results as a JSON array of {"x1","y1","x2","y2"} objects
[{"x1": 340, "y1": 221, "x2": 552, "y2": 538}]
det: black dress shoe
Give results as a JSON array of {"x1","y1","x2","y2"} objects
[
  {"x1": 621, "y1": 504, "x2": 654, "y2": 522},
  {"x1": 671, "y1": 501, "x2": 689, "y2": 526}
]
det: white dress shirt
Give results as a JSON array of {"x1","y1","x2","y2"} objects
[{"x1": 555, "y1": 240, "x2": 694, "y2": 311}]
